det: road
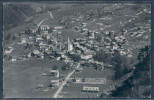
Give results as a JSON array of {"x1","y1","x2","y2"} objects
[
  {"x1": 37, "y1": 18, "x2": 48, "y2": 27},
  {"x1": 48, "y1": 11, "x2": 54, "y2": 19},
  {"x1": 53, "y1": 63, "x2": 80, "y2": 98}
]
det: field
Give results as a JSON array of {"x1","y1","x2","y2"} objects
[
  {"x1": 3, "y1": 58, "x2": 72, "y2": 98},
  {"x1": 60, "y1": 67, "x2": 114, "y2": 98}
]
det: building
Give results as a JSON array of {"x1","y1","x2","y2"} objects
[
  {"x1": 21, "y1": 38, "x2": 27, "y2": 44},
  {"x1": 50, "y1": 70, "x2": 59, "y2": 77},
  {"x1": 40, "y1": 25, "x2": 50, "y2": 31},
  {"x1": 43, "y1": 31, "x2": 48, "y2": 35},
  {"x1": 82, "y1": 78, "x2": 106, "y2": 84},
  {"x1": 82, "y1": 86, "x2": 99, "y2": 92},
  {"x1": 10, "y1": 58, "x2": 16, "y2": 62},
  {"x1": 81, "y1": 54, "x2": 92, "y2": 60},
  {"x1": 4, "y1": 47, "x2": 13, "y2": 55},
  {"x1": 51, "y1": 80, "x2": 59, "y2": 87},
  {"x1": 75, "y1": 68, "x2": 83, "y2": 72},
  {"x1": 68, "y1": 37, "x2": 73, "y2": 51},
  {"x1": 88, "y1": 31, "x2": 95, "y2": 39},
  {"x1": 33, "y1": 50, "x2": 40, "y2": 55},
  {"x1": 54, "y1": 26, "x2": 63, "y2": 29},
  {"x1": 30, "y1": 26, "x2": 38, "y2": 33}
]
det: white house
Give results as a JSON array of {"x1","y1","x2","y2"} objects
[
  {"x1": 40, "y1": 25, "x2": 50, "y2": 31},
  {"x1": 33, "y1": 50, "x2": 40, "y2": 55},
  {"x1": 21, "y1": 38, "x2": 27, "y2": 44},
  {"x1": 10, "y1": 58, "x2": 16, "y2": 62},
  {"x1": 50, "y1": 70, "x2": 59, "y2": 77},
  {"x1": 51, "y1": 80, "x2": 59, "y2": 87},
  {"x1": 81, "y1": 54, "x2": 92, "y2": 60},
  {"x1": 54, "y1": 26, "x2": 63, "y2": 30}
]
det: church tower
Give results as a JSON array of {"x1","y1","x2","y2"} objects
[{"x1": 68, "y1": 37, "x2": 73, "y2": 51}]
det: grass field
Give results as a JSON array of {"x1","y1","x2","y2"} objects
[
  {"x1": 3, "y1": 58, "x2": 73, "y2": 98},
  {"x1": 60, "y1": 67, "x2": 114, "y2": 98}
]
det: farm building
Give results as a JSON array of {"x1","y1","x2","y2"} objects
[
  {"x1": 50, "y1": 70, "x2": 59, "y2": 77},
  {"x1": 51, "y1": 80, "x2": 59, "y2": 87},
  {"x1": 82, "y1": 86, "x2": 99, "y2": 92}
]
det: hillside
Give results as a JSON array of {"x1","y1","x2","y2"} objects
[{"x1": 110, "y1": 46, "x2": 151, "y2": 98}]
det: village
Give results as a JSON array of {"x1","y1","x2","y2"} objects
[{"x1": 3, "y1": 4, "x2": 151, "y2": 98}]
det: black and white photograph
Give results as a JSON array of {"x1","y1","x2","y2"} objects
[{"x1": 2, "y1": 2, "x2": 151, "y2": 98}]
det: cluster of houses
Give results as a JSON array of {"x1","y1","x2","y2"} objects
[{"x1": 4, "y1": 20, "x2": 133, "y2": 67}]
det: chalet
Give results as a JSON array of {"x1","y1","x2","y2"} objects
[
  {"x1": 37, "y1": 84, "x2": 44, "y2": 88},
  {"x1": 54, "y1": 26, "x2": 63, "y2": 30},
  {"x1": 40, "y1": 25, "x2": 50, "y2": 31},
  {"x1": 21, "y1": 38, "x2": 27, "y2": 44},
  {"x1": 28, "y1": 53, "x2": 31, "y2": 57},
  {"x1": 120, "y1": 50, "x2": 126, "y2": 55},
  {"x1": 50, "y1": 70, "x2": 59, "y2": 77},
  {"x1": 75, "y1": 68, "x2": 83, "y2": 72},
  {"x1": 112, "y1": 45, "x2": 118, "y2": 50},
  {"x1": 81, "y1": 54, "x2": 92, "y2": 60},
  {"x1": 33, "y1": 50, "x2": 40, "y2": 55},
  {"x1": 4, "y1": 47, "x2": 13, "y2": 55},
  {"x1": 39, "y1": 42, "x2": 47, "y2": 46},
  {"x1": 36, "y1": 37, "x2": 43, "y2": 42},
  {"x1": 30, "y1": 26, "x2": 38, "y2": 33},
  {"x1": 10, "y1": 58, "x2": 16, "y2": 62},
  {"x1": 43, "y1": 31, "x2": 48, "y2": 35},
  {"x1": 128, "y1": 54, "x2": 132, "y2": 57},
  {"x1": 51, "y1": 80, "x2": 59, "y2": 87}
]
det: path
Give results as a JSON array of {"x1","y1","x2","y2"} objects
[
  {"x1": 48, "y1": 11, "x2": 54, "y2": 19},
  {"x1": 37, "y1": 18, "x2": 48, "y2": 27}
]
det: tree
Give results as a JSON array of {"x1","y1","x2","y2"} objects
[
  {"x1": 137, "y1": 46, "x2": 149, "y2": 61},
  {"x1": 93, "y1": 49, "x2": 112, "y2": 63},
  {"x1": 109, "y1": 45, "x2": 151, "y2": 98},
  {"x1": 52, "y1": 65, "x2": 58, "y2": 70},
  {"x1": 112, "y1": 50, "x2": 130, "y2": 79},
  {"x1": 5, "y1": 33, "x2": 11, "y2": 40},
  {"x1": 12, "y1": 35, "x2": 16, "y2": 40},
  {"x1": 69, "y1": 54, "x2": 81, "y2": 62},
  {"x1": 61, "y1": 64, "x2": 71, "y2": 70}
]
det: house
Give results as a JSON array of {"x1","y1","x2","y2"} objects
[
  {"x1": 28, "y1": 53, "x2": 31, "y2": 57},
  {"x1": 10, "y1": 58, "x2": 16, "y2": 62},
  {"x1": 36, "y1": 37, "x2": 43, "y2": 42},
  {"x1": 4, "y1": 47, "x2": 13, "y2": 55},
  {"x1": 81, "y1": 54, "x2": 92, "y2": 60},
  {"x1": 33, "y1": 50, "x2": 40, "y2": 55},
  {"x1": 30, "y1": 26, "x2": 38, "y2": 33},
  {"x1": 54, "y1": 26, "x2": 63, "y2": 30},
  {"x1": 36, "y1": 84, "x2": 44, "y2": 88},
  {"x1": 73, "y1": 77, "x2": 81, "y2": 82},
  {"x1": 82, "y1": 86, "x2": 99, "y2": 92},
  {"x1": 51, "y1": 80, "x2": 59, "y2": 87},
  {"x1": 120, "y1": 50, "x2": 126, "y2": 55},
  {"x1": 40, "y1": 25, "x2": 50, "y2": 31},
  {"x1": 82, "y1": 78, "x2": 106, "y2": 84},
  {"x1": 50, "y1": 70, "x2": 59, "y2": 77},
  {"x1": 21, "y1": 38, "x2": 27, "y2": 44},
  {"x1": 112, "y1": 45, "x2": 118, "y2": 50},
  {"x1": 75, "y1": 68, "x2": 83, "y2": 72},
  {"x1": 43, "y1": 31, "x2": 48, "y2": 35}
]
